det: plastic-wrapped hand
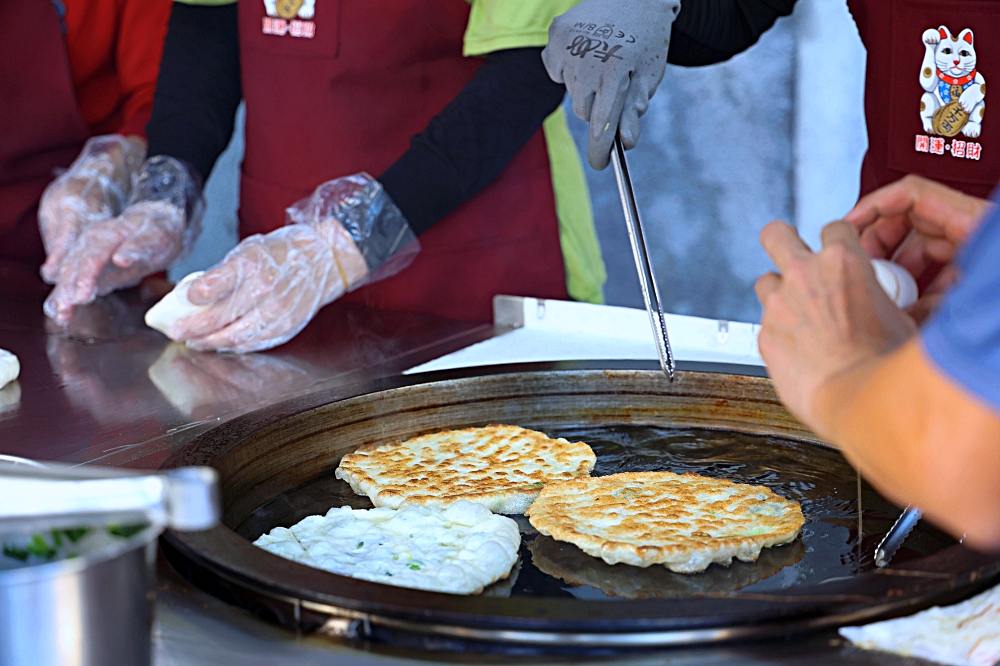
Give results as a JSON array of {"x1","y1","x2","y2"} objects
[
  {"x1": 542, "y1": 0, "x2": 680, "y2": 169},
  {"x1": 39, "y1": 135, "x2": 145, "y2": 283},
  {"x1": 156, "y1": 173, "x2": 418, "y2": 353},
  {"x1": 43, "y1": 156, "x2": 202, "y2": 325}
]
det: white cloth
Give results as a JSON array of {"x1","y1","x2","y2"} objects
[{"x1": 840, "y1": 583, "x2": 1000, "y2": 666}]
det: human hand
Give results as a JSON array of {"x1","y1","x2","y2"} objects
[
  {"x1": 542, "y1": 0, "x2": 680, "y2": 169},
  {"x1": 161, "y1": 222, "x2": 361, "y2": 353},
  {"x1": 39, "y1": 135, "x2": 145, "y2": 283},
  {"x1": 754, "y1": 221, "x2": 917, "y2": 435},
  {"x1": 43, "y1": 201, "x2": 187, "y2": 324},
  {"x1": 844, "y1": 175, "x2": 992, "y2": 323},
  {"x1": 148, "y1": 173, "x2": 417, "y2": 353},
  {"x1": 42, "y1": 156, "x2": 201, "y2": 325}
]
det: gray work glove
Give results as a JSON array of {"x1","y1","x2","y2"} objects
[{"x1": 543, "y1": 0, "x2": 681, "y2": 169}]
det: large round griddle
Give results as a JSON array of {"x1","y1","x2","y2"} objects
[{"x1": 161, "y1": 361, "x2": 1000, "y2": 650}]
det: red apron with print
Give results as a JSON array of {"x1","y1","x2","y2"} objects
[
  {"x1": 237, "y1": 0, "x2": 567, "y2": 322},
  {"x1": 0, "y1": 2, "x2": 89, "y2": 265},
  {"x1": 849, "y1": 0, "x2": 1000, "y2": 198}
]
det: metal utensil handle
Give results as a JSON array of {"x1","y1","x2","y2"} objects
[
  {"x1": 610, "y1": 137, "x2": 676, "y2": 381},
  {"x1": 0, "y1": 462, "x2": 220, "y2": 532},
  {"x1": 874, "y1": 505, "x2": 922, "y2": 568}
]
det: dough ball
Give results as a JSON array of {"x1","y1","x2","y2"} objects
[
  {"x1": 0, "y1": 348, "x2": 19, "y2": 389},
  {"x1": 145, "y1": 271, "x2": 207, "y2": 338}
]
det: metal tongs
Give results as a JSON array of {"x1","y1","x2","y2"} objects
[
  {"x1": 875, "y1": 505, "x2": 922, "y2": 568},
  {"x1": 610, "y1": 135, "x2": 675, "y2": 381},
  {"x1": 0, "y1": 459, "x2": 220, "y2": 533}
]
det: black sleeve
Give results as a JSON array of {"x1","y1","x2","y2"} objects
[
  {"x1": 378, "y1": 48, "x2": 564, "y2": 236},
  {"x1": 145, "y1": 2, "x2": 242, "y2": 183},
  {"x1": 667, "y1": 0, "x2": 798, "y2": 67}
]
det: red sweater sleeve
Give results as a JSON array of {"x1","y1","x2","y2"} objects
[{"x1": 64, "y1": 0, "x2": 171, "y2": 138}]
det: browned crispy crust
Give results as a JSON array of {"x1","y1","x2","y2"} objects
[
  {"x1": 335, "y1": 425, "x2": 596, "y2": 514},
  {"x1": 526, "y1": 471, "x2": 805, "y2": 573},
  {"x1": 528, "y1": 535, "x2": 805, "y2": 599}
]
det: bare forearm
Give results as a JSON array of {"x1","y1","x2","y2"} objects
[
  {"x1": 814, "y1": 341, "x2": 934, "y2": 504},
  {"x1": 815, "y1": 339, "x2": 1000, "y2": 548}
]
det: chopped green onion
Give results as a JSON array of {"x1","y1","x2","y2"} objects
[
  {"x1": 26, "y1": 534, "x2": 57, "y2": 559},
  {"x1": 107, "y1": 523, "x2": 146, "y2": 538},
  {"x1": 61, "y1": 528, "x2": 89, "y2": 543}
]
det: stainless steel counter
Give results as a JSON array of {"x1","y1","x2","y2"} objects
[
  {"x1": 0, "y1": 262, "x2": 495, "y2": 468},
  {"x1": 0, "y1": 262, "x2": 928, "y2": 665}
]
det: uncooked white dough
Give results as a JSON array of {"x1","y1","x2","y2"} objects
[
  {"x1": 145, "y1": 271, "x2": 206, "y2": 337},
  {"x1": 871, "y1": 260, "x2": 919, "y2": 309},
  {"x1": 0, "y1": 349, "x2": 19, "y2": 389},
  {"x1": 254, "y1": 501, "x2": 521, "y2": 595}
]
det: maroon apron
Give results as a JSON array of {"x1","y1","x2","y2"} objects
[
  {"x1": 238, "y1": 0, "x2": 568, "y2": 322},
  {"x1": 0, "y1": 1, "x2": 89, "y2": 265},
  {"x1": 849, "y1": 0, "x2": 1000, "y2": 198}
]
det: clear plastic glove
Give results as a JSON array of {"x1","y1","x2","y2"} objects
[
  {"x1": 43, "y1": 156, "x2": 202, "y2": 325},
  {"x1": 542, "y1": 0, "x2": 681, "y2": 169},
  {"x1": 158, "y1": 173, "x2": 418, "y2": 353},
  {"x1": 38, "y1": 135, "x2": 145, "y2": 283}
]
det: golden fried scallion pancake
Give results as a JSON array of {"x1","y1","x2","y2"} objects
[
  {"x1": 335, "y1": 425, "x2": 596, "y2": 514},
  {"x1": 526, "y1": 471, "x2": 805, "y2": 573}
]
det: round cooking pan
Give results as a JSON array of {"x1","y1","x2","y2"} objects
[{"x1": 161, "y1": 361, "x2": 1000, "y2": 650}]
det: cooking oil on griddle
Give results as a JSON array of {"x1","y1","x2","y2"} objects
[{"x1": 236, "y1": 426, "x2": 954, "y2": 601}]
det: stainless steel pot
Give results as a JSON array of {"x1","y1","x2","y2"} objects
[
  {"x1": 0, "y1": 456, "x2": 219, "y2": 666},
  {"x1": 0, "y1": 527, "x2": 157, "y2": 666}
]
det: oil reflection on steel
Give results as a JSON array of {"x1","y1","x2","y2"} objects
[{"x1": 610, "y1": 136, "x2": 676, "y2": 382}]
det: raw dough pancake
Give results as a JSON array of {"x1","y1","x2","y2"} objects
[
  {"x1": 526, "y1": 471, "x2": 805, "y2": 573},
  {"x1": 253, "y1": 501, "x2": 520, "y2": 595},
  {"x1": 335, "y1": 425, "x2": 596, "y2": 514}
]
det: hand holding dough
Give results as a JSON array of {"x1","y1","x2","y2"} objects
[
  {"x1": 0, "y1": 349, "x2": 20, "y2": 389},
  {"x1": 173, "y1": 225, "x2": 359, "y2": 353},
  {"x1": 145, "y1": 271, "x2": 207, "y2": 339}
]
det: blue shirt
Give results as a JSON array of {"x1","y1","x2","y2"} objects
[{"x1": 922, "y1": 198, "x2": 1000, "y2": 412}]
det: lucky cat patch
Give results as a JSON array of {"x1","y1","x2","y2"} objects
[{"x1": 919, "y1": 26, "x2": 986, "y2": 139}]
